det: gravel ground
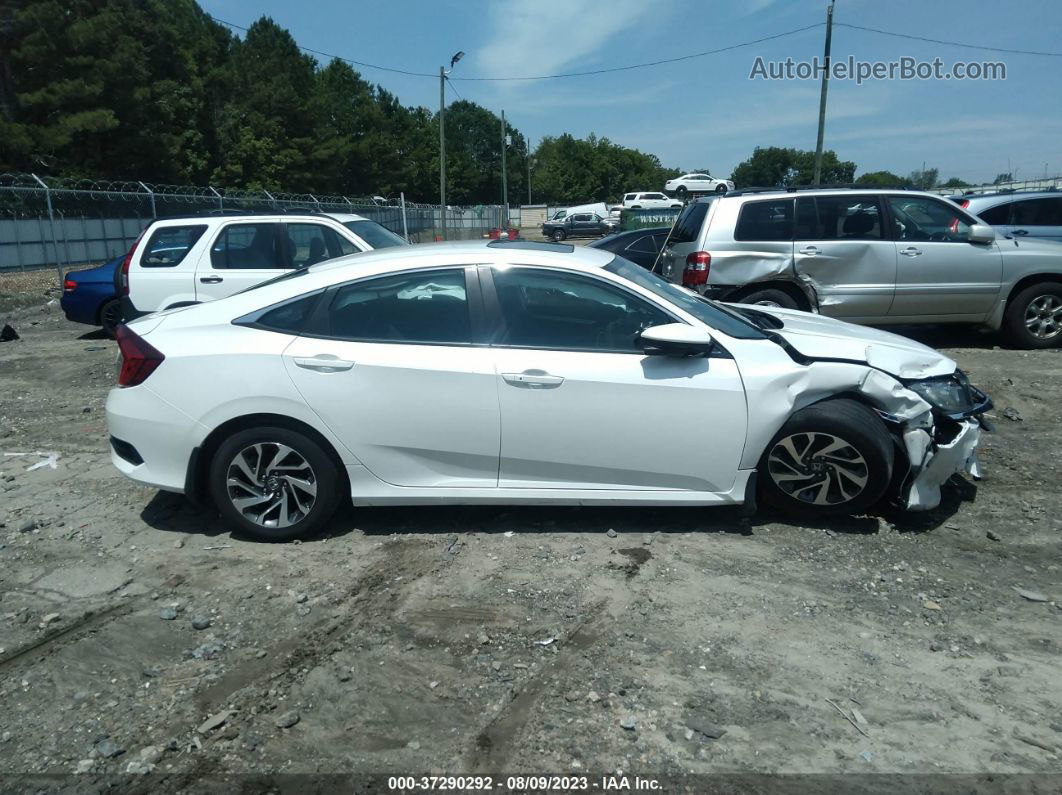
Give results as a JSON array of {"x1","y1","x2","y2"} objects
[{"x1": 0, "y1": 276, "x2": 1060, "y2": 791}]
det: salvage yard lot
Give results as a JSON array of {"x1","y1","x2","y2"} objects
[{"x1": 0, "y1": 271, "x2": 1060, "y2": 785}]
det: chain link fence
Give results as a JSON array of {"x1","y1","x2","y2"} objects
[{"x1": 0, "y1": 174, "x2": 506, "y2": 278}]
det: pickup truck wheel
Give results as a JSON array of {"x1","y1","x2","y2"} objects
[
  {"x1": 759, "y1": 399, "x2": 894, "y2": 517},
  {"x1": 1004, "y1": 282, "x2": 1062, "y2": 348},
  {"x1": 551, "y1": 229, "x2": 566, "y2": 242},
  {"x1": 736, "y1": 288, "x2": 799, "y2": 309}
]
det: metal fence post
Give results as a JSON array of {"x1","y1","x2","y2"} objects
[
  {"x1": 400, "y1": 193, "x2": 410, "y2": 242},
  {"x1": 138, "y1": 181, "x2": 156, "y2": 219},
  {"x1": 12, "y1": 212, "x2": 25, "y2": 271},
  {"x1": 31, "y1": 174, "x2": 64, "y2": 283},
  {"x1": 209, "y1": 185, "x2": 223, "y2": 211},
  {"x1": 264, "y1": 190, "x2": 276, "y2": 210}
]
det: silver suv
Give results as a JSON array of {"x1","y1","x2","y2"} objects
[
  {"x1": 659, "y1": 187, "x2": 1062, "y2": 348},
  {"x1": 958, "y1": 191, "x2": 1062, "y2": 242}
]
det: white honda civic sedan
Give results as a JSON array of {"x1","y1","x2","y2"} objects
[{"x1": 106, "y1": 240, "x2": 991, "y2": 541}]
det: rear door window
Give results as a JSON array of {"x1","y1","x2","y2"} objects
[
  {"x1": 626, "y1": 234, "x2": 660, "y2": 254},
  {"x1": 139, "y1": 225, "x2": 207, "y2": 267},
  {"x1": 210, "y1": 223, "x2": 285, "y2": 270},
  {"x1": 797, "y1": 195, "x2": 883, "y2": 240},
  {"x1": 1011, "y1": 198, "x2": 1062, "y2": 226},
  {"x1": 734, "y1": 199, "x2": 794, "y2": 241}
]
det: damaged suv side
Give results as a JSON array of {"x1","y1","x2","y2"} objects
[{"x1": 660, "y1": 188, "x2": 1062, "y2": 349}]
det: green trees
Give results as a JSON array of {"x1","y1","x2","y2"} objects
[{"x1": 731, "y1": 146, "x2": 856, "y2": 188}]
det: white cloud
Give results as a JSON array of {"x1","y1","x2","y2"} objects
[{"x1": 474, "y1": 0, "x2": 660, "y2": 81}]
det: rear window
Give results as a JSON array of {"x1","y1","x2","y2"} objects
[
  {"x1": 139, "y1": 224, "x2": 207, "y2": 268},
  {"x1": 342, "y1": 220, "x2": 407, "y2": 249},
  {"x1": 669, "y1": 200, "x2": 713, "y2": 243},
  {"x1": 735, "y1": 199, "x2": 794, "y2": 241}
]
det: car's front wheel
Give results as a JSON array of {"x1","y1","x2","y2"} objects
[
  {"x1": 759, "y1": 399, "x2": 894, "y2": 517},
  {"x1": 209, "y1": 426, "x2": 342, "y2": 541},
  {"x1": 676, "y1": 186, "x2": 688, "y2": 197},
  {"x1": 715, "y1": 184, "x2": 728, "y2": 193},
  {"x1": 1003, "y1": 282, "x2": 1062, "y2": 348}
]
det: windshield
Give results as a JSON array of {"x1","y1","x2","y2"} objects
[
  {"x1": 604, "y1": 256, "x2": 766, "y2": 340},
  {"x1": 343, "y1": 220, "x2": 408, "y2": 249}
]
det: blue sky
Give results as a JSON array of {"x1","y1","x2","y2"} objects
[{"x1": 200, "y1": 0, "x2": 1061, "y2": 185}]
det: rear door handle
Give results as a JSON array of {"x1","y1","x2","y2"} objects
[
  {"x1": 293, "y1": 356, "x2": 355, "y2": 372},
  {"x1": 1012, "y1": 229, "x2": 1029, "y2": 236},
  {"x1": 900, "y1": 247, "x2": 922, "y2": 257},
  {"x1": 199, "y1": 275, "x2": 224, "y2": 284},
  {"x1": 502, "y1": 372, "x2": 564, "y2": 389},
  {"x1": 797, "y1": 246, "x2": 819, "y2": 255}
]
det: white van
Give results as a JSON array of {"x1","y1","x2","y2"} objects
[{"x1": 117, "y1": 212, "x2": 406, "y2": 319}]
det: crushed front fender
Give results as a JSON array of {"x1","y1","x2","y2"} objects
[{"x1": 903, "y1": 418, "x2": 982, "y2": 511}]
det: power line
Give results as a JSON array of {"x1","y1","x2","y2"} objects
[
  {"x1": 207, "y1": 15, "x2": 824, "y2": 81},
  {"x1": 835, "y1": 22, "x2": 1062, "y2": 57}
]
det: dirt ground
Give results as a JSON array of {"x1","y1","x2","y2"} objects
[{"x1": 0, "y1": 268, "x2": 1060, "y2": 792}]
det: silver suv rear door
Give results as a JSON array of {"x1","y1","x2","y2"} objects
[{"x1": 793, "y1": 195, "x2": 896, "y2": 319}]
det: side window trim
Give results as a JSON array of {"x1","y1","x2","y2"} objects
[
  {"x1": 480, "y1": 264, "x2": 683, "y2": 354},
  {"x1": 301, "y1": 265, "x2": 483, "y2": 346}
]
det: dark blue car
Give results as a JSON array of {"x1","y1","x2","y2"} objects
[{"x1": 60, "y1": 254, "x2": 124, "y2": 336}]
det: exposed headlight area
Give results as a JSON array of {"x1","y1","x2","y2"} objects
[{"x1": 905, "y1": 370, "x2": 992, "y2": 420}]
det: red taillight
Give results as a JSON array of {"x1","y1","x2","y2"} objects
[
  {"x1": 115, "y1": 325, "x2": 164, "y2": 387},
  {"x1": 63, "y1": 279, "x2": 77, "y2": 292},
  {"x1": 683, "y1": 251, "x2": 711, "y2": 286},
  {"x1": 120, "y1": 230, "x2": 146, "y2": 297}
]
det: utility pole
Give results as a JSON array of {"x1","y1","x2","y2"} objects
[
  {"x1": 527, "y1": 151, "x2": 532, "y2": 205},
  {"x1": 501, "y1": 110, "x2": 509, "y2": 226},
  {"x1": 439, "y1": 51, "x2": 464, "y2": 240},
  {"x1": 812, "y1": 0, "x2": 835, "y2": 185}
]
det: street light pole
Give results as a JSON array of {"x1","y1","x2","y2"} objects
[
  {"x1": 501, "y1": 109, "x2": 508, "y2": 226},
  {"x1": 439, "y1": 65, "x2": 446, "y2": 240},
  {"x1": 439, "y1": 51, "x2": 463, "y2": 240},
  {"x1": 812, "y1": 0, "x2": 835, "y2": 185}
]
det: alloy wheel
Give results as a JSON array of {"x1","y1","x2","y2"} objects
[
  {"x1": 766, "y1": 432, "x2": 869, "y2": 506},
  {"x1": 1024, "y1": 294, "x2": 1062, "y2": 340},
  {"x1": 225, "y1": 442, "x2": 318, "y2": 529}
]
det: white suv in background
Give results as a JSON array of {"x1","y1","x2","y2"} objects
[
  {"x1": 117, "y1": 212, "x2": 407, "y2": 319},
  {"x1": 620, "y1": 192, "x2": 683, "y2": 210},
  {"x1": 665, "y1": 173, "x2": 735, "y2": 196}
]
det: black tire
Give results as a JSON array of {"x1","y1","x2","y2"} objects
[
  {"x1": 99, "y1": 298, "x2": 122, "y2": 338},
  {"x1": 736, "y1": 288, "x2": 800, "y2": 309},
  {"x1": 759, "y1": 399, "x2": 894, "y2": 517},
  {"x1": 676, "y1": 186, "x2": 688, "y2": 197},
  {"x1": 209, "y1": 426, "x2": 342, "y2": 542},
  {"x1": 551, "y1": 229, "x2": 566, "y2": 242},
  {"x1": 1003, "y1": 281, "x2": 1062, "y2": 349},
  {"x1": 715, "y1": 184, "x2": 728, "y2": 193}
]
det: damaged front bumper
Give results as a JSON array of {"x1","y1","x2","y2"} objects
[{"x1": 901, "y1": 417, "x2": 983, "y2": 511}]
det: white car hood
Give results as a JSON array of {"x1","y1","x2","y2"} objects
[{"x1": 744, "y1": 306, "x2": 957, "y2": 379}]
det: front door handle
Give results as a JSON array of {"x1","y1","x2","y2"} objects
[
  {"x1": 798, "y1": 246, "x2": 820, "y2": 255},
  {"x1": 1012, "y1": 229, "x2": 1029, "y2": 236},
  {"x1": 502, "y1": 372, "x2": 564, "y2": 389},
  {"x1": 900, "y1": 246, "x2": 922, "y2": 257},
  {"x1": 293, "y1": 356, "x2": 355, "y2": 373},
  {"x1": 199, "y1": 275, "x2": 224, "y2": 284}
]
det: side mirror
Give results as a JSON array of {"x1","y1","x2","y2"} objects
[
  {"x1": 969, "y1": 223, "x2": 996, "y2": 243},
  {"x1": 639, "y1": 323, "x2": 714, "y2": 356}
]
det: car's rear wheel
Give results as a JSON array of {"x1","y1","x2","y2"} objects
[
  {"x1": 99, "y1": 298, "x2": 122, "y2": 338},
  {"x1": 736, "y1": 288, "x2": 799, "y2": 309},
  {"x1": 551, "y1": 229, "x2": 566, "y2": 242},
  {"x1": 1003, "y1": 282, "x2": 1062, "y2": 349},
  {"x1": 209, "y1": 426, "x2": 341, "y2": 541},
  {"x1": 759, "y1": 399, "x2": 894, "y2": 517}
]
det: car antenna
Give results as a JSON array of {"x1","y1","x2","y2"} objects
[{"x1": 651, "y1": 203, "x2": 684, "y2": 274}]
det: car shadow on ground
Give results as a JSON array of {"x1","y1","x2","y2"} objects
[
  {"x1": 139, "y1": 475, "x2": 975, "y2": 544},
  {"x1": 77, "y1": 328, "x2": 111, "y2": 341}
]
